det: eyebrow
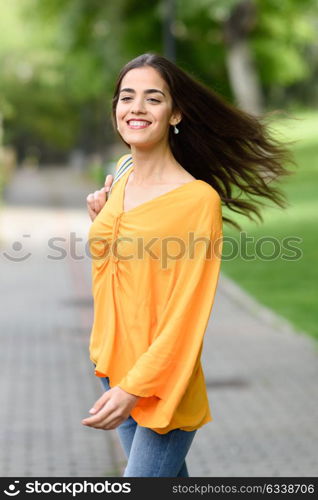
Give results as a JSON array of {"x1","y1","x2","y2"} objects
[{"x1": 119, "y1": 88, "x2": 166, "y2": 97}]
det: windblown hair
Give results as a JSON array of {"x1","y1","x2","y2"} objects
[{"x1": 111, "y1": 53, "x2": 296, "y2": 230}]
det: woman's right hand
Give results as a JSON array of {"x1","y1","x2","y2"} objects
[{"x1": 86, "y1": 174, "x2": 114, "y2": 221}]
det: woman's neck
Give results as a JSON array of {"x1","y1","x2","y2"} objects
[{"x1": 129, "y1": 143, "x2": 182, "y2": 186}]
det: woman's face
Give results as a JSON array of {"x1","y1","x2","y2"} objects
[{"x1": 115, "y1": 66, "x2": 181, "y2": 148}]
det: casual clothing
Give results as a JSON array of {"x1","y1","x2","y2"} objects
[
  {"x1": 88, "y1": 154, "x2": 223, "y2": 434},
  {"x1": 99, "y1": 374, "x2": 196, "y2": 477}
]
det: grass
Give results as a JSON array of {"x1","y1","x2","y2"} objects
[{"x1": 221, "y1": 109, "x2": 318, "y2": 342}]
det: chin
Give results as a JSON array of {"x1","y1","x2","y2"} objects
[{"x1": 122, "y1": 136, "x2": 155, "y2": 148}]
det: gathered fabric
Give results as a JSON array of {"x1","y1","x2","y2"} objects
[{"x1": 88, "y1": 154, "x2": 223, "y2": 434}]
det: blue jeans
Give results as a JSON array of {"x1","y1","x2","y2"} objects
[{"x1": 98, "y1": 375, "x2": 197, "y2": 477}]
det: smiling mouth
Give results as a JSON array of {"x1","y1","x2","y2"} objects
[{"x1": 127, "y1": 120, "x2": 151, "y2": 129}]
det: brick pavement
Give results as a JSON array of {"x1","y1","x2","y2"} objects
[
  {"x1": 189, "y1": 276, "x2": 318, "y2": 476},
  {"x1": 0, "y1": 165, "x2": 317, "y2": 477},
  {"x1": 0, "y1": 166, "x2": 125, "y2": 477}
]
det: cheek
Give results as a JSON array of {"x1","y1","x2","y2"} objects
[
  {"x1": 157, "y1": 106, "x2": 173, "y2": 124},
  {"x1": 115, "y1": 107, "x2": 122, "y2": 121},
  {"x1": 157, "y1": 113, "x2": 172, "y2": 129},
  {"x1": 115, "y1": 102, "x2": 126, "y2": 120}
]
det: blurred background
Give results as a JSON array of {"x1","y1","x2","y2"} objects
[{"x1": 0, "y1": 0, "x2": 317, "y2": 478}]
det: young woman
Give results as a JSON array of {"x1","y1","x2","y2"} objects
[{"x1": 83, "y1": 53, "x2": 294, "y2": 477}]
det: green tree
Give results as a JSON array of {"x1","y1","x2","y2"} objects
[
  {"x1": 176, "y1": 0, "x2": 317, "y2": 111},
  {"x1": 1, "y1": 0, "x2": 317, "y2": 161}
]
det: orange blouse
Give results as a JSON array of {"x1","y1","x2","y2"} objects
[{"x1": 88, "y1": 154, "x2": 223, "y2": 434}]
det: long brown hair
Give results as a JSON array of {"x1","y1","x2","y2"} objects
[{"x1": 111, "y1": 53, "x2": 296, "y2": 231}]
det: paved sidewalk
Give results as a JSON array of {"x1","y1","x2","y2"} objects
[
  {"x1": 0, "y1": 165, "x2": 317, "y2": 477},
  {"x1": 191, "y1": 277, "x2": 318, "y2": 477},
  {"x1": 0, "y1": 166, "x2": 125, "y2": 477}
]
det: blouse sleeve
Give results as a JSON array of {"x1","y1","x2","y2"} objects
[{"x1": 117, "y1": 192, "x2": 223, "y2": 404}]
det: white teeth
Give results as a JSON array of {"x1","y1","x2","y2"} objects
[{"x1": 128, "y1": 120, "x2": 150, "y2": 127}]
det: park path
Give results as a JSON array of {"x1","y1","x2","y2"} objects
[{"x1": 0, "y1": 165, "x2": 317, "y2": 477}]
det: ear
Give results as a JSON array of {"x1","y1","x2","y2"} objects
[{"x1": 169, "y1": 110, "x2": 182, "y2": 126}]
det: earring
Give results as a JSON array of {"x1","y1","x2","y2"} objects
[{"x1": 173, "y1": 124, "x2": 179, "y2": 134}]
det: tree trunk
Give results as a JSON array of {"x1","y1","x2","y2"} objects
[{"x1": 223, "y1": 0, "x2": 263, "y2": 115}]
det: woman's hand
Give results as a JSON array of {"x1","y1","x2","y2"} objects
[
  {"x1": 86, "y1": 174, "x2": 114, "y2": 222},
  {"x1": 81, "y1": 386, "x2": 140, "y2": 430}
]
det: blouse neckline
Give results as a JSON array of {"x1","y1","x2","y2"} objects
[{"x1": 121, "y1": 165, "x2": 204, "y2": 215}]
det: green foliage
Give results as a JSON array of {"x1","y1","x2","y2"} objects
[
  {"x1": 252, "y1": 40, "x2": 310, "y2": 85},
  {"x1": 0, "y1": 0, "x2": 317, "y2": 160},
  {"x1": 251, "y1": 0, "x2": 317, "y2": 86},
  {"x1": 120, "y1": 0, "x2": 162, "y2": 59},
  {"x1": 177, "y1": 0, "x2": 317, "y2": 92}
]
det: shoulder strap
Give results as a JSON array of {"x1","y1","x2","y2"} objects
[{"x1": 108, "y1": 154, "x2": 133, "y2": 196}]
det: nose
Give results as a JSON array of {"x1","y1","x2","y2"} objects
[{"x1": 130, "y1": 96, "x2": 146, "y2": 114}]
